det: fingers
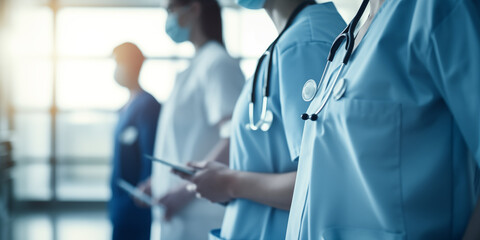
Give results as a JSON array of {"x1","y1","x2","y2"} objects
[
  {"x1": 185, "y1": 183, "x2": 197, "y2": 192},
  {"x1": 150, "y1": 197, "x2": 160, "y2": 207},
  {"x1": 186, "y1": 183, "x2": 203, "y2": 199},
  {"x1": 158, "y1": 196, "x2": 171, "y2": 221},
  {"x1": 171, "y1": 169, "x2": 191, "y2": 180},
  {"x1": 133, "y1": 197, "x2": 149, "y2": 208},
  {"x1": 157, "y1": 192, "x2": 170, "y2": 206},
  {"x1": 188, "y1": 161, "x2": 207, "y2": 169},
  {"x1": 136, "y1": 178, "x2": 152, "y2": 195},
  {"x1": 132, "y1": 186, "x2": 152, "y2": 208}
]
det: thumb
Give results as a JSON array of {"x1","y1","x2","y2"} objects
[{"x1": 187, "y1": 161, "x2": 205, "y2": 169}]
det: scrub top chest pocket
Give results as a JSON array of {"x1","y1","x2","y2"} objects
[{"x1": 303, "y1": 95, "x2": 405, "y2": 235}]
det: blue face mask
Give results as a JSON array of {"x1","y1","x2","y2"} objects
[
  {"x1": 165, "y1": 7, "x2": 191, "y2": 43},
  {"x1": 236, "y1": 0, "x2": 266, "y2": 9}
]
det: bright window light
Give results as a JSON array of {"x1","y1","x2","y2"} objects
[{"x1": 57, "y1": 7, "x2": 194, "y2": 58}]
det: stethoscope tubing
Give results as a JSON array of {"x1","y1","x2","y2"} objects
[
  {"x1": 302, "y1": 0, "x2": 370, "y2": 121},
  {"x1": 248, "y1": 0, "x2": 317, "y2": 130}
]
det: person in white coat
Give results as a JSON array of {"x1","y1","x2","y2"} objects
[{"x1": 136, "y1": 0, "x2": 244, "y2": 239}]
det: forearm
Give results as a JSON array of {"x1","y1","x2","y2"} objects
[{"x1": 229, "y1": 171, "x2": 297, "y2": 210}]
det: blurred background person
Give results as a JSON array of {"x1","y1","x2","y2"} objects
[
  {"x1": 109, "y1": 42, "x2": 160, "y2": 240},
  {"x1": 136, "y1": 0, "x2": 245, "y2": 239}
]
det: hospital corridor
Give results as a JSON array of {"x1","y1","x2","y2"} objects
[{"x1": 1, "y1": 0, "x2": 479, "y2": 239}]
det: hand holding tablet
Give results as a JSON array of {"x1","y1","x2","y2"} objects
[
  {"x1": 117, "y1": 179, "x2": 155, "y2": 207},
  {"x1": 145, "y1": 155, "x2": 196, "y2": 175}
]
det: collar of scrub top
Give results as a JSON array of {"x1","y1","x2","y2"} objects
[
  {"x1": 301, "y1": 0, "x2": 370, "y2": 121},
  {"x1": 247, "y1": 0, "x2": 317, "y2": 131}
]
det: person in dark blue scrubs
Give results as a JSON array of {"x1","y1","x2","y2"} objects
[{"x1": 109, "y1": 42, "x2": 161, "y2": 240}]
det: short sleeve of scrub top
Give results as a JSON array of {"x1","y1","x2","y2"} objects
[
  {"x1": 276, "y1": 3, "x2": 346, "y2": 161},
  {"x1": 203, "y1": 56, "x2": 245, "y2": 126},
  {"x1": 425, "y1": 0, "x2": 480, "y2": 161},
  {"x1": 278, "y1": 42, "x2": 333, "y2": 161}
]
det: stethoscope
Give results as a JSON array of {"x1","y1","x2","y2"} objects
[
  {"x1": 246, "y1": 0, "x2": 317, "y2": 131},
  {"x1": 301, "y1": 0, "x2": 370, "y2": 121}
]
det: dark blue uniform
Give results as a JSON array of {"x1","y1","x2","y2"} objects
[{"x1": 109, "y1": 90, "x2": 160, "y2": 240}]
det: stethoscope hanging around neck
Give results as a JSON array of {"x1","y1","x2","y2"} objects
[
  {"x1": 247, "y1": 0, "x2": 317, "y2": 131},
  {"x1": 301, "y1": 0, "x2": 370, "y2": 121}
]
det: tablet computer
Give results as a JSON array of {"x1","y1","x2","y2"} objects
[
  {"x1": 117, "y1": 179, "x2": 154, "y2": 206},
  {"x1": 145, "y1": 155, "x2": 196, "y2": 175}
]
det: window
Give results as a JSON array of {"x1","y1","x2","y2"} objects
[
  {"x1": 9, "y1": 6, "x2": 53, "y2": 200},
  {"x1": 9, "y1": 2, "x2": 276, "y2": 201}
]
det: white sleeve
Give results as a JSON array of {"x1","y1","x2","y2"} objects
[{"x1": 203, "y1": 56, "x2": 245, "y2": 127}]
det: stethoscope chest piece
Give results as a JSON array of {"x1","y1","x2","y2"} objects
[
  {"x1": 301, "y1": 0, "x2": 370, "y2": 121},
  {"x1": 245, "y1": 109, "x2": 273, "y2": 132},
  {"x1": 260, "y1": 110, "x2": 273, "y2": 131},
  {"x1": 302, "y1": 79, "x2": 318, "y2": 102},
  {"x1": 333, "y1": 78, "x2": 347, "y2": 101}
]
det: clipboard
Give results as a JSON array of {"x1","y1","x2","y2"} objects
[
  {"x1": 117, "y1": 179, "x2": 155, "y2": 206},
  {"x1": 145, "y1": 155, "x2": 196, "y2": 175}
]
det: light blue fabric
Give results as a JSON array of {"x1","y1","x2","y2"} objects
[
  {"x1": 236, "y1": 0, "x2": 265, "y2": 9},
  {"x1": 209, "y1": 229, "x2": 223, "y2": 240},
  {"x1": 220, "y1": 3, "x2": 345, "y2": 240},
  {"x1": 287, "y1": 0, "x2": 480, "y2": 239}
]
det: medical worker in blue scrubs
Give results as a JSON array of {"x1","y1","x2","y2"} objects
[
  {"x1": 287, "y1": 0, "x2": 480, "y2": 239},
  {"x1": 174, "y1": 0, "x2": 345, "y2": 239},
  {"x1": 109, "y1": 42, "x2": 160, "y2": 240}
]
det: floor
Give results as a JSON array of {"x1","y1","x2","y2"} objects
[{"x1": 3, "y1": 203, "x2": 111, "y2": 240}]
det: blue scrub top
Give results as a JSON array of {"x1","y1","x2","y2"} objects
[
  {"x1": 214, "y1": 3, "x2": 345, "y2": 240},
  {"x1": 109, "y1": 90, "x2": 160, "y2": 227},
  {"x1": 287, "y1": 0, "x2": 480, "y2": 239}
]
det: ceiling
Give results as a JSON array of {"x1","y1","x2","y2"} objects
[{"x1": 12, "y1": 0, "x2": 363, "y2": 23}]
